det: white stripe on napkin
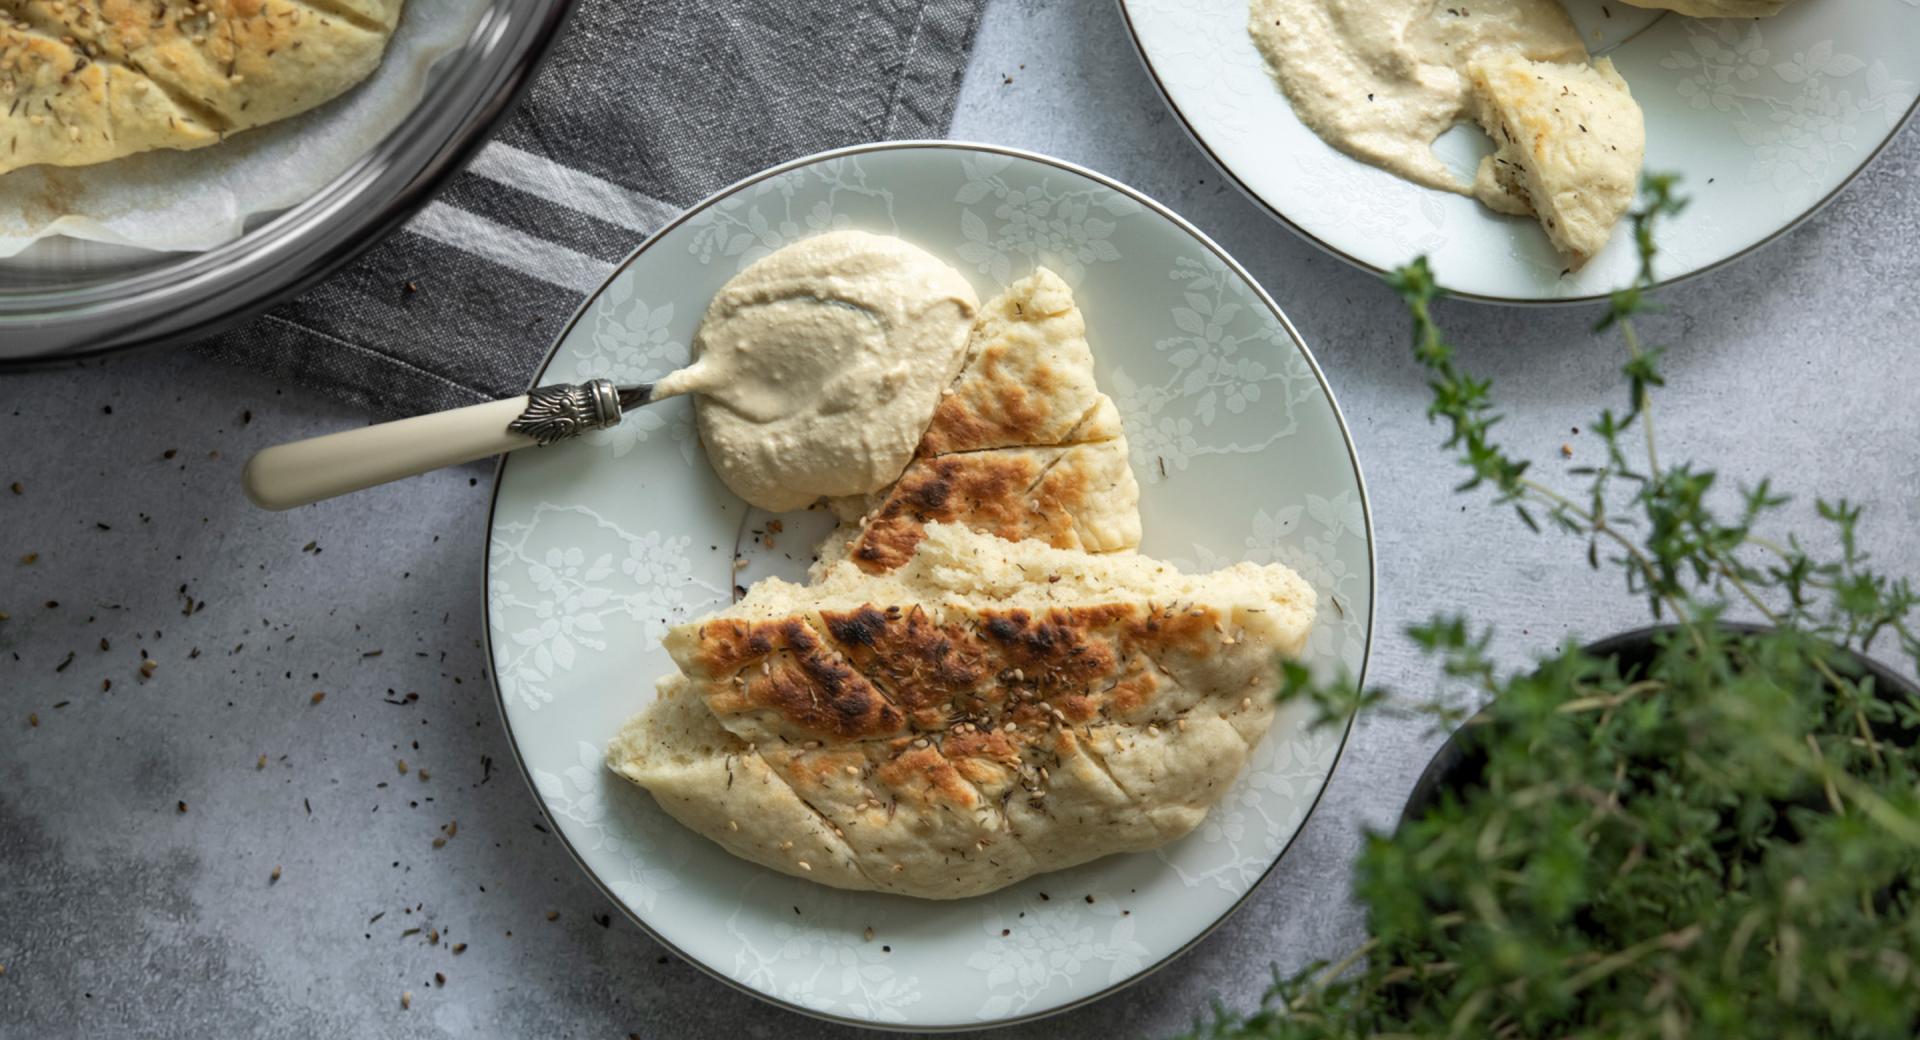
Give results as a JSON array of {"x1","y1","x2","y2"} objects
[
  {"x1": 468, "y1": 143, "x2": 682, "y2": 234},
  {"x1": 407, "y1": 202, "x2": 614, "y2": 294}
]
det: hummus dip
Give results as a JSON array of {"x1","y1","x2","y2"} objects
[
  {"x1": 660, "y1": 231, "x2": 978, "y2": 512},
  {"x1": 1247, "y1": 0, "x2": 1586, "y2": 202}
]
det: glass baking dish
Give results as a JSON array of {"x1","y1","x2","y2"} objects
[{"x1": 0, "y1": 0, "x2": 573, "y2": 365}]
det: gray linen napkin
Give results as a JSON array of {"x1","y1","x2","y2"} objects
[{"x1": 198, "y1": 0, "x2": 988, "y2": 417}]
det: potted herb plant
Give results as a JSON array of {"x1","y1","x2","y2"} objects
[{"x1": 1194, "y1": 180, "x2": 1920, "y2": 1039}]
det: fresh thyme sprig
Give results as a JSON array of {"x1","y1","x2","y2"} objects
[
  {"x1": 1199, "y1": 179, "x2": 1920, "y2": 1040},
  {"x1": 1389, "y1": 178, "x2": 1695, "y2": 623}
]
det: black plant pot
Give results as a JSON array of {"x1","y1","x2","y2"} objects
[{"x1": 1399, "y1": 622, "x2": 1920, "y2": 826}]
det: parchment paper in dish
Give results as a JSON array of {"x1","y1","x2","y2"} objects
[{"x1": 0, "y1": 0, "x2": 492, "y2": 259}]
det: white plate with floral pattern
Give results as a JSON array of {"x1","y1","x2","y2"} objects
[
  {"x1": 1119, "y1": 0, "x2": 1920, "y2": 302},
  {"x1": 484, "y1": 142, "x2": 1375, "y2": 1031}
]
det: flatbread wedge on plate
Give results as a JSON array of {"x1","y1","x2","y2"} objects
[
  {"x1": 818, "y1": 267, "x2": 1143, "y2": 575},
  {"x1": 609, "y1": 523, "x2": 1317, "y2": 899}
]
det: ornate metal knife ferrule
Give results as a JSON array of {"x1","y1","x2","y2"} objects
[{"x1": 508, "y1": 378, "x2": 627, "y2": 446}]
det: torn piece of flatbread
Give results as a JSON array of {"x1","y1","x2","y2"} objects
[
  {"x1": 818, "y1": 267, "x2": 1142, "y2": 575},
  {"x1": 1, "y1": 0, "x2": 406, "y2": 175},
  {"x1": 826, "y1": 440, "x2": 1143, "y2": 574},
  {"x1": 1468, "y1": 54, "x2": 1646, "y2": 268},
  {"x1": 917, "y1": 265, "x2": 1124, "y2": 456},
  {"x1": 608, "y1": 522, "x2": 1316, "y2": 899}
]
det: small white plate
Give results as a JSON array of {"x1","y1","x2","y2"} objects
[
  {"x1": 483, "y1": 142, "x2": 1375, "y2": 1030},
  {"x1": 1118, "y1": 0, "x2": 1920, "y2": 302}
]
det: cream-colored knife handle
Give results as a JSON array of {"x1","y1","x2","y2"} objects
[
  {"x1": 242, "y1": 378, "x2": 649, "y2": 511},
  {"x1": 244, "y1": 397, "x2": 538, "y2": 511}
]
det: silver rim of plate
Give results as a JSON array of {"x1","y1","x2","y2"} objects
[
  {"x1": 1114, "y1": 0, "x2": 1920, "y2": 305},
  {"x1": 481, "y1": 140, "x2": 1377, "y2": 1031}
]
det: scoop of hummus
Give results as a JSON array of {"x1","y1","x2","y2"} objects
[
  {"x1": 1620, "y1": 0, "x2": 1794, "y2": 14},
  {"x1": 662, "y1": 231, "x2": 978, "y2": 512}
]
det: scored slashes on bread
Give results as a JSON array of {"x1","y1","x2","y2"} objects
[
  {"x1": 820, "y1": 267, "x2": 1143, "y2": 575},
  {"x1": 1, "y1": 0, "x2": 405, "y2": 175},
  {"x1": 608, "y1": 523, "x2": 1316, "y2": 899}
]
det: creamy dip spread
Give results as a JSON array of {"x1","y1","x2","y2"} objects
[
  {"x1": 660, "y1": 230, "x2": 978, "y2": 512},
  {"x1": 1247, "y1": 0, "x2": 1586, "y2": 202}
]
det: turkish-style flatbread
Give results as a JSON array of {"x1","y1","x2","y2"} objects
[
  {"x1": 608, "y1": 523, "x2": 1316, "y2": 899},
  {"x1": 2, "y1": 0, "x2": 405, "y2": 175},
  {"x1": 820, "y1": 267, "x2": 1142, "y2": 575}
]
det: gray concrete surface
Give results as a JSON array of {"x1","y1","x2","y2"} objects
[{"x1": 3, "y1": 0, "x2": 1918, "y2": 1036}]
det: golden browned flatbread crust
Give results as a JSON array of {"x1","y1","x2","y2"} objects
[
  {"x1": 844, "y1": 441, "x2": 1142, "y2": 573},
  {"x1": 916, "y1": 266, "x2": 1123, "y2": 457},
  {"x1": 611, "y1": 523, "x2": 1319, "y2": 899},
  {"x1": 671, "y1": 599, "x2": 1270, "y2": 893},
  {"x1": 824, "y1": 268, "x2": 1142, "y2": 576}
]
